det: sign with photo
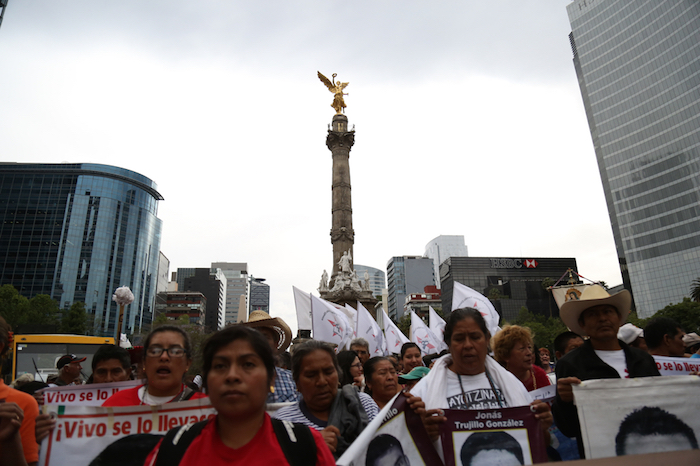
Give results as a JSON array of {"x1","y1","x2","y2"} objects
[{"x1": 440, "y1": 406, "x2": 546, "y2": 466}]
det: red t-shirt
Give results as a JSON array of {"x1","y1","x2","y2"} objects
[
  {"x1": 0, "y1": 380, "x2": 39, "y2": 463},
  {"x1": 524, "y1": 364, "x2": 552, "y2": 392},
  {"x1": 102, "y1": 384, "x2": 208, "y2": 406},
  {"x1": 144, "y1": 414, "x2": 335, "y2": 466}
]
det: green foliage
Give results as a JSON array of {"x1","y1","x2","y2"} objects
[
  {"x1": 60, "y1": 302, "x2": 88, "y2": 335},
  {"x1": 648, "y1": 298, "x2": 700, "y2": 334},
  {"x1": 397, "y1": 314, "x2": 411, "y2": 338},
  {"x1": 690, "y1": 278, "x2": 700, "y2": 303},
  {"x1": 0, "y1": 285, "x2": 60, "y2": 329},
  {"x1": 510, "y1": 307, "x2": 568, "y2": 354}
]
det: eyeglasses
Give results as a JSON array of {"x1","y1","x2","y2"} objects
[
  {"x1": 351, "y1": 363, "x2": 363, "y2": 369},
  {"x1": 146, "y1": 346, "x2": 186, "y2": 358}
]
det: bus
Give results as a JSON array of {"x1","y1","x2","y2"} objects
[{"x1": 11, "y1": 334, "x2": 115, "y2": 382}]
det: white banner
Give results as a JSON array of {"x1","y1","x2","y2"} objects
[
  {"x1": 293, "y1": 286, "x2": 312, "y2": 331},
  {"x1": 572, "y1": 376, "x2": 700, "y2": 459},
  {"x1": 380, "y1": 307, "x2": 409, "y2": 355},
  {"x1": 653, "y1": 356, "x2": 700, "y2": 375},
  {"x1": 355, "y1": 301, "x2": 385, "y2": 357},
  {"x1": 410, "y1": 311, "x2": 441, "y2": 356},
  {"x1": 311, "y1": 294, "x2": 352, "y2": 350},
  {"x1": 40, "y1": 380, "x2": 142, "y2": 406},
  {"x1": 39, "y1": 398, "x2": 216, "y2": 466},
  {"x1": 452, "y1": 281, "x2": 500, "y2": 337}
]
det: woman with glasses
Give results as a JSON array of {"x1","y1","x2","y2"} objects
[
  {"x1": 102, "y1": 326, "x2": 208, "y2": 406},
  {"x1": 337, "y1": 350, "x2": 364, "y2": 391}
]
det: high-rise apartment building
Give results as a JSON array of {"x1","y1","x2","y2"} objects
[
  {"x1": 386, "y1": 256, "x2": 435, "y2": 320},
  {"x1": 249, "y1": 277, "x2": 269, "y2": 313},
  {"x1": 0, "y1": 163, "x2": 163, "y2": 335},
  {"x1": 353, "y1": 264, "x2": 386, "y2": 297},
  {"x1": 424, "y1": 235, "x2": 469, "y2": 288},
  {"x1": 211, "y1": 262, "x2": 248, "y2": 325},
  {"x1": 567, "y1": 1, "x2": 700, "y2": 317}
]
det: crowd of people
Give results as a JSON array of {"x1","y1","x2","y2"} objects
[{"x1": 1, "y1": 283, "x2": 699, "y2": 465}]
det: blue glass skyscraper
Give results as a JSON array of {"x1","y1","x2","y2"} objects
[
  {"x1": 0, "y1": 163, "x2": 163, "y2": 334},
  {"x1": 567, "y1": 0, "x2": 700, "y2": 317}
]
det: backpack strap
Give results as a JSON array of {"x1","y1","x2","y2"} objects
[
  {"x1": 153, "y1": 420, "x2": 209, "y2": 466},
  {"x1": 271, "y1": 418, "x2": 317, "y2": 466}
]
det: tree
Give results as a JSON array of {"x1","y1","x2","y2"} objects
[
  {"x1": 26, "y1": 294, "x2": 60, "y2": 327},
  {"x1": 60, "y1": 302, "x2": 88, "y2": 335},
  {"x1": 690, "y1": 278, "x2": 700, "y2": 303},
  {"x1": 0, "y1": 284, "x2": 29, "y2": 328},
  {"x1": 397, "y1": 314, "x2": 411, "y2": 338},
  {"x1": 646, "y1": 298, "x2": 700, "y2": 334},
  {"x1": 510, "y1": 307, "x2": 568, "y2": 354}
]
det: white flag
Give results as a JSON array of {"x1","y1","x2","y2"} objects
[
  {"x1": 311, "y1": 294, "x2": 352, "y2": 351},
  {"x1": 410, "y1": 311, "x2": 440, "y2": 355},
  {"x1": 292, "y1": 286, "x2": 312, "y2": 331},
  {"x1": 380, "y1": 307, "x2": 409, "y2": 355},
  {"x1": 355, "y1": 302, "x2": 384, "y2": 357},
  {"x1": 428, "y1": 306, "x2": 448, "y2": 352},
  {"x1": 342, "y1": 304, "x2": 359, "y2": 339},
  {"x1": 452, "y1": 281, "x2": 501, "y2": 338}
]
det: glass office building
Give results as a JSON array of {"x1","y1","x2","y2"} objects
[
  {"x1": 568, "y1": 0, "x2": 700, "y2": 317},
  {"x1": 0, "y1": 163, "x2": 163, "y2": 335}
]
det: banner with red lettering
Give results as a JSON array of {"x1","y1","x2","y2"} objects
[
  {"x1": 572, "y1": 376, "x2": 700, "y2": 459},
  {"x1": 653, "y1": 356, "x2": 700, "y2": 375},
  {"x1": 38, "y1": 398, "x2": 216, "y2": 466},
  {"x1": 41, "y1": 380, "x2": 142, "y2": 406},
  {"x1": 440, "y1": 406, "x2": 546, "y2": 466}
]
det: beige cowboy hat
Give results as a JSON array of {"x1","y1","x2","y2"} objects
[
  {"x1": 241, "y1": 310, "x2": 292, "y2": 352},
  {"x1": 560, "y1": 285, "x2": 631, "y2": 337}
]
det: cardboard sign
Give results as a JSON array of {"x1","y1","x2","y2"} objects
[{"x1": 441, "y1": 406, "x2": 546, "y2": 466}]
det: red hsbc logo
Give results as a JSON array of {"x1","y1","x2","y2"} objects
[{"x1": 524, "y1": 259, "x2": 538, "y2": 268}]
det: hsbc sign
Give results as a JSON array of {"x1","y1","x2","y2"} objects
[{"x1": 490, "y1": 258, "x2": 538, "y2": 269}]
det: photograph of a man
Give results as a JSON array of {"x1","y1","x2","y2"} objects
[
  {"x1": 615, "y1": 406, "x2": 698, "y2": 456},
  {"x1": 460, "y1": 431, "x2": 524, "y2": 466},
  {"x1": 366, "y1": 434, "x2": 409, "y2": 466}
]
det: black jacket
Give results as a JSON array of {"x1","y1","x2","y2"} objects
[{"x1": 552, "y1": 339, "x2": 659, "y2": 457}]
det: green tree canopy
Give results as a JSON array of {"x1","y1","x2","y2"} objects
[
  {"x1": 647, "y1": 298, "x2": 700, "y2": 334},
  {"x1": 0, "y1": 285, "x2": 60, "y2": 329},
  {"x1": 510, "y1": 307, "x2": 568, "y2": 356},
  {"x1": 60, "y1": 302, "x2": 89, "y2": 335}
]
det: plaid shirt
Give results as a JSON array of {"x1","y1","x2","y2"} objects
[{"x1": 268, "y1": 367, "x2": 300, "y2": 403}]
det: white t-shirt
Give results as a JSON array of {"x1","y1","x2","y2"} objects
[
  {"x1": 445, "y1": 370, "x2": 509, "y2": 410},
  {"x1": 138, "y1": 385, "x2": 177, "y2": 405},
  {"x1": 594, "y1": 349, "x2": 629, "y2": 378}
]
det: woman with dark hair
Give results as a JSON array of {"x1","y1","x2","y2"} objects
[
  {"x1": 409, "y1": 308, "x2": 552, "y2": 449},
  {"x1": 273, "y1": 340, "x2": 379, "y2": 458},
  {"x1": 145, "y1": 325, "x2": 335, "y2": 465},
  {"x1": 400, "y1": 342, "x2": 423, "y2": 375},
  {"x1": 103, "y1": 325, "x2": 207, "y2": 406},
  {"x1": 363, "y1": 356, "x2": 400, "y2": 409},
  {"x1": 337, "y1": 350, "x2": 363, "y2": 390}
]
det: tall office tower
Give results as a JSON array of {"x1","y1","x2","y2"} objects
[
  {"x1": 0, "y1": 163, "x2": 163, "y2": 335},
  {"x1": 181, "y1": 267, "x2": 226, "y2": 331},
  {"x1": 386, "y1": 256, "x2": 435, "y2": 321},
  {"x1": 249, "y1": 277, "x2": 269, "y2": 313},
  {"x1": 155, "y1": 252, "x2": 170, "y2": 318},
  {"x1": 424, "y1": 235, "x2": 469, "y2": 288},
  {"x1": 353, "y1": 264, "x2": 386, "y2": 297},
  {"x1": 211, "y1": 262, "x2": 248, "y2": 325},
  {"x1": 567, "y1": 1, "x2": 700, "y2": 317}
]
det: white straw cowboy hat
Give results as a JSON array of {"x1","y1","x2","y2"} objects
[
  {"x1": 560, "y1": 285, "x2": 631, "y2": 337},
  {"x1": 241, "y1": 310, "x2": 292, "y2": 352}
]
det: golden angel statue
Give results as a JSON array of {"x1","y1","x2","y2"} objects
[{"x1": 318, "y1": 71, "x2": 349, "y2": 114}]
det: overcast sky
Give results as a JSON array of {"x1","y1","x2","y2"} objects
[{"x1": 0, "y1": 1, "x2": 621, "y2": 334}]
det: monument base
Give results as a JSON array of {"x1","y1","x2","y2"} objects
[{"x1": 320, "y1": 288, "x2": 378, "y2": 318}]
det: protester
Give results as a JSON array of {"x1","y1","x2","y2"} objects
[
  {"x1": 337, "y1": 350, "x2": 363, "y2": 390},
  {"x1": 538, "y1": 348, "x2": 554, "y2": 374},
  {"x1": 553, "y1": 285, "x2": 659, "y2": 458},
  {"x1": 492, "y1": 325, "x2": 551, "y2": 392},
  {"x1": 273, "y1": 340, "x2": 379, "y2": 458},
  {"x1": 553, "y1": 331, "x2": 584, "y2": 361},
  {"x1": 387, "y1": 354, "x2": 401, "y2": 373},
  {"x1": 617, "y1": 323, "x2": 647, "y2": 352},
  {"x1": 91, "y1": 344, "x2": 133, "y2": 384},
  {"x1": 644, "y1": 317, "x2": 686, "y2": 357},
  {"x1": 241, "y1": 311, "x2": 300, "y2": 403},
  {"x1": 397, "y1": 366, "x2": 430, "y2": 392},
  {"x1": 409, "y1": 308, "x2": 552, "y2": 446},
  {"x1": 363, "y1": 356, "x2": 400, "y2": 409},
  {"x1": 102, "y1": 326, "x2": 207, "y2": 406},
  {"x1": 0, "y1": 315, "x2": 39, "y2": 466},
  {"x1": 144, "y1": 325, "x2": 335, "y2": 465},
  {"x1": 683, "y1": 333, "x2": 700, "y2": 358},
  {"x1": 399, "y1": 342, "x2": 423, "y2": 375},
  {"x1": 350, "y1": 338, "x2": 370, "y2": 365},
  {"x1": 54, "y1": 354, "x2": 86, "y2": 386}
]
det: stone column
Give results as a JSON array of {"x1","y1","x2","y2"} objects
[{"x1": 327, "y1": 114, "x2": 355, "y2": 283}]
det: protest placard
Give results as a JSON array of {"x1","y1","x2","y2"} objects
[
  {"x1": 337, "y1": 393, "x2": 442, "y2": 466},
  {"x1": 529, "y1": 385, "x2": 556, "y2": 403},
  {"x1": 41, "y1": 380, "x2": 142, "y2": 406},
  {"x1": 39, "y1": 398, "x2": 216, "y2": 466},
  {"x1": 572, "y1": 375, "x2": 700, "y2": 459},
  {"x1": 653, "y1": 356, "x2": 700, "y2": 375},
  {"x1": 440, "y1": 406, "x2": 546, "y2": 466}
]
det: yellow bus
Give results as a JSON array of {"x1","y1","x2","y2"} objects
[{"x1": 12, "y1": 334, "x2": 115, "y2": 382}]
